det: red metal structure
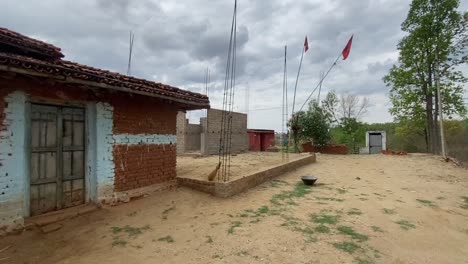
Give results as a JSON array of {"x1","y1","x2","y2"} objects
[{"x1": 248, "y1": 129, "x2": 275, "y2": 151}]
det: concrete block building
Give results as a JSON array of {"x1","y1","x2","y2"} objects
[
  {"x1": 177, "y1": 109, "x2": 249, "y2": 155},
  {"x1": 0, "y1": 28, "x2": 209, "y2": 230}
]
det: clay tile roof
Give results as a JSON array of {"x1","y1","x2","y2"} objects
[
  {"x1": 0, "y1": 28, "x2": 64, "y2": 60},
  {"x1": 0, "y1": 28, "x2": 210, "y2": 109}
]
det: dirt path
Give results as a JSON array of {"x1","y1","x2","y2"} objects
[{"x1": 1, "y1": 154, "x2": 467, "y2": 264}]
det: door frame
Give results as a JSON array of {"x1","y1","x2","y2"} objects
[{"x1": 25, "y1": 99, "x2": 91, "y2": 217}]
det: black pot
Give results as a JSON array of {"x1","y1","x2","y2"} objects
[{"x1": 301, "y1": 176, "x2": 318, "y2": 185}]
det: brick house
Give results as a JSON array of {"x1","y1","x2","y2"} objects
[{"x1": 0, "y1": 28, "x2": 210, "y2": 230}]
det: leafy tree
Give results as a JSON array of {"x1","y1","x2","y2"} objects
[
  {"x1": 384, "y1": 0, "x2": 467, "y2": 154},
  {"x1": 290, "y1": 101, "x2": 331, "y2": 148}
]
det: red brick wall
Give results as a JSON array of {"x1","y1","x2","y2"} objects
[
  {"x1": 112, "y1": 96, "x2": 177, "y2": 135},
  {"x1": 302, "y1": 142, "x2": 348, "y2": 155},
  {"x1": 113, "y1": 144, "x2": 177, "y2": 191}
]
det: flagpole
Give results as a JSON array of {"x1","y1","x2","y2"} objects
[
  {"x1": 299, "y1": 53, "x2": 341, "y2": 112},
  {"x1": 291, "y1": 47, "x2": 305, "y2": 115}
]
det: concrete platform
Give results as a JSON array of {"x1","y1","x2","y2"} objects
[{"x1": 177, "y1": 153, "x2": 316, "y2": 197}]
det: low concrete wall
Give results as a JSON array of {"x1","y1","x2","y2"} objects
[{"x1": 177, "y1": 154, "x2": 316, "y2": 197}]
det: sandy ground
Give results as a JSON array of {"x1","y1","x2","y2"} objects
[
  {"x1": 177, "y1": 152, "x2": 307, "y2": 181},
  {"x1": 1, "y1": 154, "x2": 468, "y2": 264}
]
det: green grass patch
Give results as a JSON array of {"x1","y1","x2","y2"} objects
[
  {"x1": 304, "y1": 234, "x2": 318, "y2": 243},
  {"x1": 270, "y1": 180, "x2": 289, "y2": 188},
  {"x1": 228, "y1": 221, "x2": 242, "y2": 234},
  {"x1": 356, "y1": 257, "x2": 374, "y2": 264},
  {"x1": 270, "y1": 182, "x2": 312, "y2": 205},
  {"x1": 396, "y1": 220, "x2": 416, "y2": 230},
  {"x1": 371, "y1": 226, "x2": 384, "y2": 233},
  {"x1": 280, "y1": 215, "x2": 300, "y2": 227},
  {"x1": 347, "y1": 208, "x2": 362, "y2": 215},
  {"x1": 416, "y1": 199, "x2": 436, "y2": 207},
  {"x1": 336, "y1": 188, "x2": 347, "y2": 194},
  {"x1": 206, "y1": 236, "x2": 213, "y2": 243},
  {"x1": 293, "y1": 226, "x2": 315, "y2": 235},
  {"x1": 250, "y1": 218, "x2": 260, "y2": 223},
  {"x1": 162, "y1": 206, "x2": 176, "y2": 220},
  {"x1": 310, "y1": 213, "x2": 340, "y2": 225},
  {"x1": 157, "y1": 235, "x2": 174, "y2": 243},
  {"x1": 111, "y1": 225, "x2": 150, "y2": 238},
  {"x1": 337, "y1": 226, "x2": 368, "y2": 242},
  {"x1": 314, "y1": 197, "x2": 345, "y2": 202},
  {"x1": 333, "y1": 241, "x2": 360, "y2": 254},
  {"x1": 382, "y1": 208, "x2": 396, "y2": 215},
  {"x1": 314, "y1": 225, "x2": 331, "y2": 233}
]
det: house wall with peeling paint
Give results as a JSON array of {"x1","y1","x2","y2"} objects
[{"x1": 0, "y1": 78, "x2": 178, "y2": 230}]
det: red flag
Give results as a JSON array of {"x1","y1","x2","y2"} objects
[
  {"x1": 342, "y1": 35, "x2": 353, "y2": 60},
  {"x1": 304, "y1": 36, "x2": 309, "y2": 53}
]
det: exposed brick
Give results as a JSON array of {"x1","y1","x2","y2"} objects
[{"x1": 113, "y1": 144, "x2": 177, "y2": 192}]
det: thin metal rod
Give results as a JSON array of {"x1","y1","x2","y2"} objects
[
  {"x1": 292, "y1": 48, "x2": 304, "y2": 115},
  {"x1": 299, "y1": 53, "x2": 341, "y2": 112},
  {"x1": 127, "y1": 31, "x2": 135, "y2": 76},
  {"x1": 317, "y1": 71, "x2": 324, "y2": 104}
]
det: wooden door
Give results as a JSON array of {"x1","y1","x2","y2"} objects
[{"x1": 30, "y1": 104, "x2": 85, "y2": 216}]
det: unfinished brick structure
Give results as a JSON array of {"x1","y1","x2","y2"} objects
[
  {"x1": 177, "y1": 109, "x2": 249, "y2": 155},
  {"x1": 0, "y1": 28, "x2": 209, "y2": 230}
]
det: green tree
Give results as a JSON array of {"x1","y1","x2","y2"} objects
[
  {"x1": 384, "y1": 0, "x2": 467, "y2": 154},
  {"x1": 291, "y1": 101, "x2": 331, "y2": 148}
]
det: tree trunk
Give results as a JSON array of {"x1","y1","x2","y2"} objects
[
  {"x1": 425, "y1": 93, "x2": 434, "y2": 153},
  {"x1": 433, "y1": 91, "x2": 440, "y2": 154}
]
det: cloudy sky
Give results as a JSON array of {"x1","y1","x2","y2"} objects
[{"x1": 1, "y1": 0, "x2": 467, "y2": 131}]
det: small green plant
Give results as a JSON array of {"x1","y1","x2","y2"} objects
[
  {"x1": 382, "y1": 208, "x2": 396, "y2": 215},
  {"x1": 206, "y1": 236, "x2": 213, "y2": 243},
  {"x1": 332, "y1": 241, "x2": 360, "y2": 254},
  {"x1": 337, "y1": 226, "x2": 368, "y2": 242},
  {"x1": 162, "y1": 206, "x2": 176, "y2": 220},
  {"x1": 310, "y1": 213, "x2": 340, "y2": 225},
  {"x1": 416, "y1": 199, "x2": 436, "y2": 207},
  {"x1": 112, "y1": 239, "x2": 127, "y2": 247},
  {"x1": 111, "y1": 225, "x2": 150, "y2": 238},
  {"x1": 257, "y1": 206, "x2": 269, "y2": 214},
  {"x1": 235, "y1": 250, "x2": 249, "y2": 257},
  {"x1": 304, "y1": 234, "x2": 318, "y2": 243},
  {"x1": 314, "y1": 225, "x2": 330, "y2": 233},
  {"x1": 127, "y1": 211, "x2": 137, "y2": 217},
  {"x1": 356, "y1": 257, "x2": 373, "y2": 264},
  {"x1": 157, "y1": 235, "x2": 175, "y2": 243},
  {"x1": 212, "y1": 254, "x2": 222, "y2": 259},
  {"x1": 228, "y1": 221, "x2": 242, "y2": 234},
  {"x1": 371, "y1": 226, "x2": 384, "y2": 233},
  {"x1": 396, "y1": 220, "x2": 416, "y2": 230},
  {"x1": 460, "y1": 196, "x2": 468, "y2": 209},
  {"x1": 250, "y1": 218, "x2": 260, "y2": 223},
  {"x1": 347, "y1": 208, "x2": 362, "y2": 215}
]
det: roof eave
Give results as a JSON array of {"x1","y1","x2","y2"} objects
[{"x1": 0, "y1": 65, "x2": 210, "y2": 110}]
